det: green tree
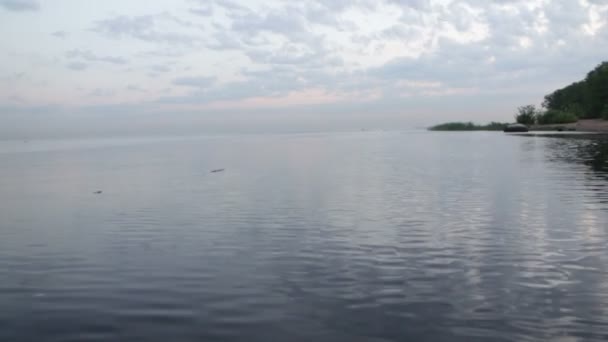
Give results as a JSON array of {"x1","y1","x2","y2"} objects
[
  {"x1": 536, "y1": 109, "x2": 578, "y2": 124},
  {"x1": 515, "y1": 105, "x2": 537, "y2": 125},
  {"x1": 543, "y1": 62, "x2": 608, "y2": 118},
  {"x1": 602, "y1": 105, "x2": 608, "y2": 120},
  {"x1": 584, "y1": 62, "x2": 608, "y2": 117},
  {"x1": 428, "y1": 122, "x2": 509, "y2": 131}
]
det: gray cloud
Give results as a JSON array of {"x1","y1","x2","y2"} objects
[
  {"x1": 190, "y1": 7, "x2": 213, "y2": 16},
  {"x1": 66, "y1": 62, "x2": 88, "y2": 71},
  {"x1": 207, "y1": 1, "x2": 346, "y2": 79},
  {"x1": 244, "y1": 47, "x2": 342, "y2": 67},
  {"x1": 388, "y1": 0, "x2": 430, "y2": 10},
  {"x1": 213, "y1": 0, "x2": 252, "y2": 16},
  {"x1": 149, "y1": 64, "x2": 171, "y2": 73},
  {"x1": 162, "y1": 67, "x2": 306, "y2": 104},
  {"x1": 89, "y1": 88, "x2": 115, "y2": 97},
  {"x1": 92, "y1": 12, "x2": 203, "y2": 46},
  {"x1": 3, "y1": 0, "x2": 608, "y2": 130},
  {"x1": 0, "y1": 0, "x2": 38, "y2": 11},
  {"x1": 0, "y1": 71, "x2": 25, "y2": 82},
  {"x1": 173, "y1": 76, "x2": 216, "y2": 88},
  {"x1": 51, "y1": 31, "x2": 68, "y2": 39},
  {"x1": 154, "y1": 0, "x2": 607, "y2": 108},
  {"x1": 366, "y1": 0, "x2": 608, "y2": 96},
  {"x1": 189, "y1": 1, "x2": 213, "y2": 16},
  {"x1": 127, "y1": 84, "x2": 146, "y2": 92},
  {"x1": 66, "y1": 49, "x2": 128, "y2": 65},
  {"x1": 147, "y1": 64, "x2": 173, "y2": 78},
  {"x1": 160, "y1": 62, "x2": 350, "y2": 106},
  {"x1": 230, "y1": 7, "x2": 307, "y2": 37}
]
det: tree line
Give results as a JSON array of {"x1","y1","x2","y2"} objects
[
  {"x1": 428, "y1": 122, "x2": 509, "y2": 131},
  {"x1": 516, "y1": 61, "x2": 608, "y2": 125}
]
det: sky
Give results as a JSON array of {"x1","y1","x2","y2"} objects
[{"x1": 1, "y1": 0, "x2": 607, "y2": 137}]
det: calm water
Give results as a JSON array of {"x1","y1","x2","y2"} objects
[{"x1": 1, "y1": 131, "x2": 608, "y2": 341}]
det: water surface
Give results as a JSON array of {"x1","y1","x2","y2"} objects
[{"x1": 1, "y1": 131, "x2": 608, "y2": 341}]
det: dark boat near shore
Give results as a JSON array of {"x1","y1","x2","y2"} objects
[{"x1": 504, "y1": 123, "x2": 529, "y2": 133}]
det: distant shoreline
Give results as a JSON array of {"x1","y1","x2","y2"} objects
[
  {"x1": 428, "y1": 122, "x2": 508, "y2": 131},
  {"x1": 429, "y1": 119, "x2": 608, "y2": 132}
]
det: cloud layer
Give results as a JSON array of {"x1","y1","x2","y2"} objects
[{"x1": 1, "y1": 0, "x2": 607, "y2": 132}]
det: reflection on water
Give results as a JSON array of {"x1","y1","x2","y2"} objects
[
  {"x1": 575, "y1": 137, "x2": 608, "y2": 173},
  {"x1": 1, "y1": 132, "x2": 608, "y2": 341},
  {"x1": 537, "y1": 134, "x2": 608, "y2": 173},
  {"x1": 534, "y1": 134, "x2": 608, "y2": 206}
]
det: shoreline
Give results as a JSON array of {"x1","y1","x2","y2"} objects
[
  {"x1": 429, "y1": 119, "x2": 608, "y2": 132},
  {"x1": 530, "y1": 119, "x2": 608, "y2": 132}
]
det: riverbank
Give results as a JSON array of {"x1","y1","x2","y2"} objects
[
  {"x1": 428, "y1": 119, "x2": 608, "y2": 132},
  {"x1": 531, "y1": 119, "x2": 608, "y2": 132}
]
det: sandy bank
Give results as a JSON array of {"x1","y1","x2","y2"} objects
[{"x1": 531, "y1": 119, "x2": 608, "y2": 132}]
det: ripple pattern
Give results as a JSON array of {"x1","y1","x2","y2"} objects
[{"x1": 1, "y1": 132, "x2": 608, "y2": 341}]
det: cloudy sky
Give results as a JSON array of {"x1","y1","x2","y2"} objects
[{"x1": 1, "y1": 0, "x2": 607, "y2": 137}]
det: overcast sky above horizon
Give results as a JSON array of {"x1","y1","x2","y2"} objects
[{"x1": 1, "y1": 0, "x2": 607, "y2": 136}]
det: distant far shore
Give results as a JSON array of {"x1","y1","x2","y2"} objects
[{"x1": 429, "y1": 119, "x2": 608, "y2": 132}]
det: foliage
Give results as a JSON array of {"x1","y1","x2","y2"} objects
[
  {"x1": 428, "y1": 122, "x2": 509, "y2": 131},
  {"x1": 602, "y1": 106, "x2": 608, "y2": 120},
  {"x1": 543, "y1": 62, "x2": 608, "y2": 118},
  {"x1": 483, "y1": 122, "x2": 512, "y2": 130},
  {"x1": 536, "y1": 109, "x2": 578, "y2": 125},
  {"x1": 515, "y1": 105, "x2": 538, "y2": 125},
  {"x1": 564, "y1": 103, "x2": 585, "y2": 118}
]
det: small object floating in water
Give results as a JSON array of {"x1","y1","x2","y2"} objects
[
  {"x1": 93, "y1": 190, "x2": 103, "y2": 194},
  {"x1": 503, "y1": 123, "x2": 529, "y2": 133},
  {"x1": 210, "y1": 169, "x2": 225, "y2": 173}
]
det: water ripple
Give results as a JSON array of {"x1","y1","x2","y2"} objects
[{"x1": 1, "y1": 133, "x2": 608, "y2": 341}]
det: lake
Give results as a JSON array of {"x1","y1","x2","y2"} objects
[{"x1": 1, "y1": 131, "x2": 608, "y2": 341}]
